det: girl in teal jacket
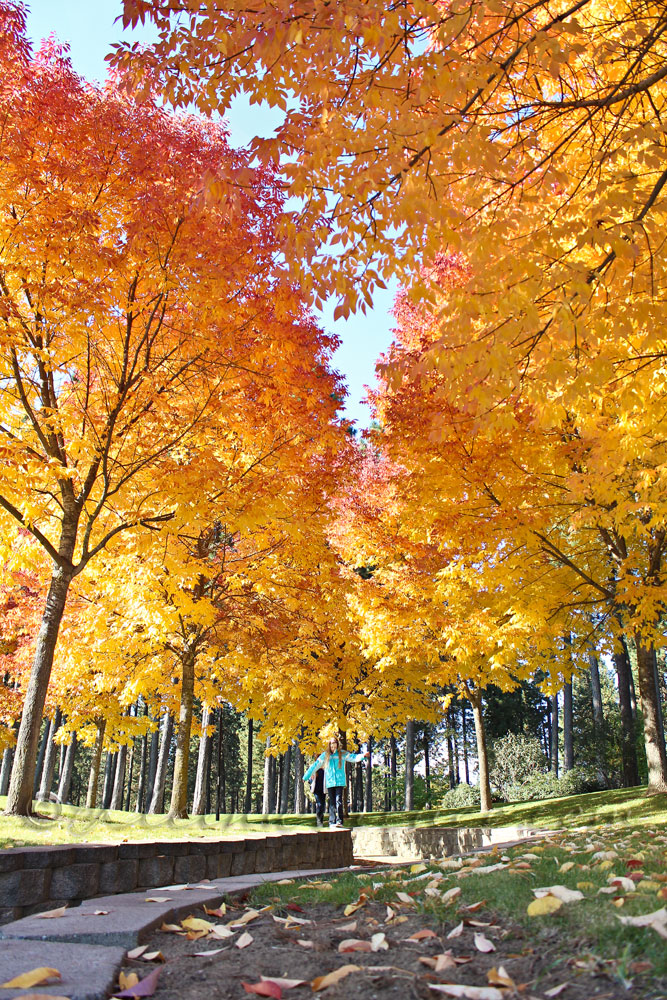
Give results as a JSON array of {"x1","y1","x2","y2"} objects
[{"x1": 304, "y1": 737, "x2": 368, "y2": 828}]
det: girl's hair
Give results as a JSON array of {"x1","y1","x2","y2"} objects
[{"x1": 324, "y1": 736, "x2": 342, "y2": 768}]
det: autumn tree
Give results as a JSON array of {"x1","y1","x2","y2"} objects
[{"x1": 0, "y1": 5, "x2": 318, "y2": 815}]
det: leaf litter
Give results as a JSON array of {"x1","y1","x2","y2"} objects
[{"x1": 115, "y1": 829, "x2": 666, "y2": 1000}]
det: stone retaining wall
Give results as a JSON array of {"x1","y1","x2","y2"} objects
[
  {"x1": 0, "y1": 830, "x2": 352, "y2": 923},
  {"x1": 351, "y1": 824, "x2": 537, "y2": 860}
]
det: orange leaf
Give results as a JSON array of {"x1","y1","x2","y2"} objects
[{"x1": 311, "y1": 964, "x2": 360, "y2": 990}]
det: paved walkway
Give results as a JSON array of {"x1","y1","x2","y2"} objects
[{"x1": 0, "y1": 866, "x2": 350, "y2": 1000}]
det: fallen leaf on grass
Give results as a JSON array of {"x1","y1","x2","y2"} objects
[
  {"x1": 119, "y1": 973, "x2": 139, "y2": 989},
  {"x1": 339, "y1": 939, "x2": 372, "y2": 953},
  {"x1": 181, "y1": 916, "x2": 215, "y2": 933},
  {"x1": 487, "y1": 965, "x2": 516, "y2": 989},
  {"x1": 395, "y1": 892, "x2": 416, "y2": 905},
  {"x1": 527, "y1": 895, "x2": 563, "y2": 917},
  {"x1": 534, "y1": 886, "x2": 584, "y2": 904},
  {"x1": 236, "y1": 932, "x2": 254, "y2": 949},
  {"x1": 229, "y1": 908, "x2": 262, "y2": 927},
  {"x1": 127, "y1": 947, "x2": 148, "y2": 960},
  {"x1": 608, "y1": 877, "x2": 635, "y2": 894},
  {"x1": 0, "y1": 968, "x2": 61, "y2": 988},
  {"x1": 460, "y1": 899, "x2": 484, "y2": 912},
  {"x1": 411, "y1": 863, "x2": 428, "y2": 874},
  {"x1": 428, "y1": 986, "x2": 504, "y2": 999},
  {"x1": 617, "y1": 907, "x2": 667, "y2": 939},
  {"x1": 474, "y1": 932, "x2": 496, "y2": 953},
  {"x1": 243, "y1": 983, "x2": 282, "y2": 999},
  {"x1": 311, "y1": 965, "x2": 360, "y2": 991},
  {"x1": 544, "y1": 985, "x2": 570, "y2": 997},
  {"x1": 112, "y1": 967, "x2": 162, "y2": 998},
  {"x1": 447, "y1": 921, "x2": 464, "y2": 938},
  {"x1": 34, "y1": 906, "x2": 68, "y2": 919},
  {"x1": 420, "y1": 952, "x2": 457, "y2": 972},
  {"x1": 441, "y1": 887, "x2": 462, "y2": 905},
  {"x1": 277, "y1": 879, "x2": 295, "y2": 885},
  {"x1": 406, "y1": 928, "x2": 438, "y2": 942},
  {"x1": 260, "y1": 976, "x2": 308, "y2": 989},
  {"x1": 370, "y1": 932, "x2": 388, "y2": 951},
  {"x1": 208, "y1": 924, "x2": 234, "y2": 939},
  {"x1": 559, "y1": 862, "x2": 575, "y2": 873}
]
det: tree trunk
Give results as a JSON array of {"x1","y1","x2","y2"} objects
[
  {"x1": 446, "y1": 722, "x2": 456, "y2": 789},
  {"x1": 192, "y1": 707, "x2": 213, "y2": 815},
  {"x1": 563, "y1": 682, "x2": 574, "y2": 771},
  {"x1": 215, "y1": 707, "x2": 224, "y2": 820},
  {"x1": 365, "y1": 737, "x2": 373, "y2": 812},
  {"x1": 549, "y1": 693, "x2": 559, "y2": 776},
  {"x1": 169, "y1": 651, "x2": 196, "y2": 818},
  {"x1": 33, "y1": 719, "x2": 51, "y2": 798},
  {"x1": 135, "y1": 704, "x2": 149, "y2": 813},
  {"x1": 144, "y1": 723, "x2": 159, "y2": 811},
  {"x1": 149, "y1": 712, "x2": 174, "y2": 814},
  {"x1": 6, "y1": 560, "x2": 74, "y2": 816},
  {"x1": 86, "y1": 718, "x2": 106, "y2": 809},
  {"x1": 588, "y1": 651, "x2": 607, "y2": 782},
  {"x1": 469, "y1": 689, "x2": 492, "y2": 812},
  {"x1": 244, "y1": 718, "x2": 253, "y2": 814},
  {"x1": 389, "y1": 736, "x2": 397, "y2": 810},
  {"x1": 613, "y1": 644, "x2": 640, "y2": 787},
  {"x1": 383, "y1": 748, "x2": 390, "y2": 811},
  {"x1": 354, "y1": 759, "x2": 364, "y2": 811},
  {"x1": 423, "y1": 726, "x2": 431, "y2": 806},
  {"x1": 37, "y1": 706, "x2": 62, "y2": 802},
  {"x1": 262, "y1": 735, "x2": 272, "y2": 814},
  {"x1": 404, "y1": 719, "x2": 415, "y2": 810},
  {"x1": 635, "y1": 637, "x2": 667, "y2": 793},
  {"x1": 293, "y1": 740, "x2": 305, "y2": 814},
  {"x1": 124, "y1": 743, "x2": 135, "y2": 812},
  {"x1": 57, "y1": 734, "x2": 76, "y2": 804},
  {"x1": 461, "y1": 707, "x2": 470, "y2": 784},
  {"x1": 101, "y1": 751, "x2": 116, "y2": 810},
  {"x1": 279, "y1": 744, "x2": 292, "y2": 813},
  {"x1": 0, "y1": 748, "x2": 13, "y2": 796},
  {"x1": 110, "y1": 744, "x2": 128, "y2": 811}
]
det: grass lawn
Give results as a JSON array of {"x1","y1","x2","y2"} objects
[{"x1": 0, "y1": 786, "x2": 664, "y2": 850}]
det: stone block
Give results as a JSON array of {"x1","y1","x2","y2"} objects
[
  {"x1": 0, "y1": 850, "x2": 24, "y2": 873},
  {"x1": 230, "y1": 850, "x2": 256, "y2": 876},
  {"x1": 0, "y1": 937, "x2": 127, "y2": 1000},
  {"x1": 73, "y1": 844, "x2": 118, "y2": 865},
  {"x1": 137, "y1": 854, "x2": 174, "y2": 887},
  {"x1": 51, "y1": 862, "x2": 99, "y2": 901},
  {"x1": 0, "y1": 906, "x2": 20, "y2": 923},
  {"x1": 17, "y1": 845, "x2": 76, "y2": 869},
  {"x1": 207, "y1": 853, "x2": 232, "y2": 879},
  {"x1": 151, "y1": 840, "x2": 192, "y2": 857},
  {"x1": 98, "y1": 859, "x2": 139, "y2": 895},
  {"x1": 173, "y1": 854, "x2": 207, "y2": 884},
  {"x1": 118, "y1": 842, "x2": 156, "y2": 860},
  {"x1": 0, "y1": 867, "x2": 51, "y2": 908}
]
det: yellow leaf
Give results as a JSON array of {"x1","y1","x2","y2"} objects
[
  {"x1": 527, "y1": 895, "x2": 563, "y2": 917},
  {"x1": 181, "y1": 916, "x2": 214, "y2": 932},
  {"x1": 312, "y1": 965, "x2": 360, "y2": 991},
  {"x1": 410, "y1": 863, "x2": 428, "y2": 874},
  {"x1": 236, "y1": 931, "x2": 254, "y2": 949},
  {"x1": 0, "y1": 968, "x2": 62, "y2": 989},
  {"x1": 118, "y1": 971, "x2": 139, "y2": 990}
]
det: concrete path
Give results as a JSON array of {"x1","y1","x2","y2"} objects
[{"x1": 0, "y1": 866, "x2": 348, "y2": 1000}]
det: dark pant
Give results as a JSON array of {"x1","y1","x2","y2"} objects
[
  {"x1": 328, "y1": 786, "x2": 344, "y2": 825},
  {"x1": 314, "y1": 791, "x2": 326, "y2": 824}
]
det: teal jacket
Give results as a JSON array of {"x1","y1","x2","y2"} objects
[{"x1": 304, "y1": 750, "x2": 366, "y2": 789}]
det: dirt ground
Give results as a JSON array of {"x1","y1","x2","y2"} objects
[{"x1": 116, "y1": 883, "x2": 664, "y2": 1000}]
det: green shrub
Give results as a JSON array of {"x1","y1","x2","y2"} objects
[
  {"x1": 441, "y1": 783, "x2": 481, "y2": 808},
  {"x1": 505, "y1": 766, "x2": 607, "y2": 802},
  {"x1": 489, "y1": 733, "x2": 548, "y2": 799}
]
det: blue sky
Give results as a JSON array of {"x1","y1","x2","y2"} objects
[{"x1": 25, "y1": 1, "x2": 397, "y2": 427}]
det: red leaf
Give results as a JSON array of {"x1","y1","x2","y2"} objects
[
  {"x1": 112, "y1": 967, "x2": 162, "y2": 998},
  {"x1": 287, "y1": 903, "x2": 305, "y2": 913},
  {"x1": 243, "y1": 982, "x2": 282, "y2": 999}
]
